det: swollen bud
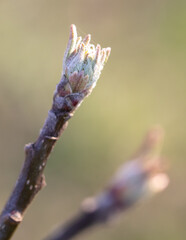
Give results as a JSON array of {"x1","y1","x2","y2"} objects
[{"x1": 53, "y1": 25, "x2": 111, "y2": 113}]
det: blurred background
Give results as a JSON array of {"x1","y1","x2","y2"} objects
[{"x1": 0, "y1": 0, "x2": 186, "y2": 239}]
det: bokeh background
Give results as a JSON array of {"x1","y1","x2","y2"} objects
[{"x1": 0, "y1": 0, "x2": 186, "y2": 239}]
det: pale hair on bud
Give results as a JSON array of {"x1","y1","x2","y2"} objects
[{"x1": 62, "y1": 24, "x2": 111, "y2": 95}]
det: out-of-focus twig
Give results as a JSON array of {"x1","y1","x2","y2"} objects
[
  {"x1": 0, "y1": 25, "x2": 111, "y2": 240},
  {"x1": 45, "y1": 127, "x2": 169, "y2": 240}
]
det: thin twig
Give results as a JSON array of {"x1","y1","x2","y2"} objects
[
  {"x1": 45, "y1": 211, "x2": 100, "y2": 240},
  {"x1": 0, "y1": 24, "x2": 111, "y2": 240},
  {"x1": 0, "y1": 110, "x2": 70, "y2": 240},
  {"x1": 45, "y1": 127, "x2": 169, "y2": 240}
]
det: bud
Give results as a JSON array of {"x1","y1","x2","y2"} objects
[
  {"x1": 62, "y1": 24, "x2": 111, "y2": 95},
  {"x1": 80, "y1": 128, "x2": 169, "y2": 224},
  {"x1": 53, "y1": 25, "x2": 111, "y2": 113},
  {"x1": 109, "y1": 157, "x2": 169, "y2": 207},
  {"x1": 108, "y1": 127, "x2": 169, "y2": 208}
]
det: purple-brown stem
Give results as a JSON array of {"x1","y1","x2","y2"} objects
[
  {"x1": 0, "y1": 23, "x2": 111, "y2": 240},
  {"x1": 0, "y1": 73, "x2": 87, "y2": 240},
  {"x1": 44, "y1": 127, "x2": 169, "y2": 240}
]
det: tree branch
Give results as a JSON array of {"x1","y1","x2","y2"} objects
[
  {"x1": 0, "y1": 24, "x2": 111, "y2": 240},
  {"x1": 45, "y1": 210, "x2": 100, "y2": 240},
  {"x1": 0, "y1": 111, "x2": 69, "y2": 240},
  {"x1": 45, "y1": 127, "x2": 169, "y2": 240}
]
